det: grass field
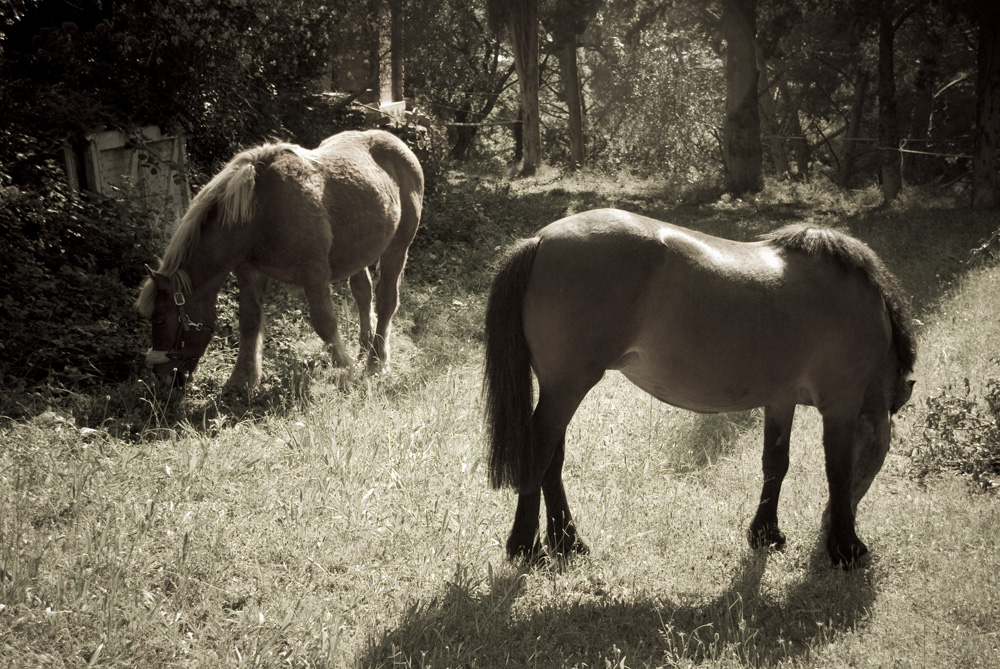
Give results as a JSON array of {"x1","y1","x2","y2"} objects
[{"x1": 2, "y1": 176, "x2": 999, "y2": 667}]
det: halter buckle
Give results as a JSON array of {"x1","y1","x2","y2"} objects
[
  {"x1": 173, "y1": 291, "x2": 186, "y2": 306},
  {"x1": 184, "y1": 315, "x2": 204, "y2": 332}
]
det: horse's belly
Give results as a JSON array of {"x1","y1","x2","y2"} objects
[{"x1": 613, "y1": 349, "x2": 802, "y2": 413}]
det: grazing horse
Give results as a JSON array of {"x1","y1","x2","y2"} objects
[
  {"x1": 136, "y1": 129, "x2": 423, "y2": 391},
  {"x1": 483, "y1": 209, "x2": 916, "y2": 569}
]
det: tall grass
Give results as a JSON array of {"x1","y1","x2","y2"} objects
[{"x1": 2, "y1": 175, "x2": 998, "y2": 667}]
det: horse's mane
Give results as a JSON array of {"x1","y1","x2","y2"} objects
[
  {"x1": 762, "y1": 224, "x2": 917, "y2": 383},
  {"x1": 135, "y1": 141, "x2": 313, "y2": 316}
]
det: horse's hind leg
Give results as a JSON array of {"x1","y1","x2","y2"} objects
[
  {"x1": 507, "y1": 490, "x2": 544, "y2": 562},
  {"x1": 225, "y1": 266, "x2": 269, "y2": 393},
  {"x1": 542, "y1": 436, "x2": 590, "y2": 557},
  {"x1": 505, "y1": 447, "x2": 590, "y2": 562},
  {"x1": 349, "y1": 268, "x2": 376, "y2": 361},
  {"x1": 303, "y1": 281, "x2": 353, "y2": 369},
  {"x1": 748, "y1": 404, "x2": 795, "y2": 550},
  {"x1": 507, "y1": 384, "x2": 593, "y2": 561},
  {"x1": 370, "y1": 242, "x2": 411, "y2": 374}
]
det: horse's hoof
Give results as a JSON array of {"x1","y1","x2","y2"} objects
[
  {"x1": 332, "y1": 367, "x2": 356, "y2": 391},
  {"x1": 548, "y1": 535, "x2": 590, "y2": 558},
  {"x1": 506, "y1": 539, "x2": 546, "y2": 566},
  {"x1": 329, "y1": 345, "x2": 354, "y2": 370},
  {"x1": 222, "y1": 377, "x2": 258, "y2": 398},
  {"x1": 747, "y1": 523, "x2": 786, "y2": 551},
  {"x1": 828, "y1": 537, "x2": 870, "y2": 570},
  {"x1": 365, "y1": 354, "x2": 389, "y2": 376}
]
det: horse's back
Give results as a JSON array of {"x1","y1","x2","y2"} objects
[
  {"x1": 315, "y1": 129, "x2": 423, "y2": 194},
  {"x1": 251, "y1": 130, "x2": 422, "y2": 281},
  {"x1": 313, "y1": 130, "x2": 423, "y2": 235},
  {"x1": 523, "y1": 209, "x2": 892, "y2": 413}
]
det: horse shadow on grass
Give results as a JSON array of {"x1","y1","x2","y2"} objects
[{"x1": 359, "y1": 540, "x2": 878, "y2": 667}]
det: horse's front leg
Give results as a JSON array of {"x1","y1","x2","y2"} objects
[
  {"x1": 224, "y1": 266, "x2": 269, "y2": 393},
  {"x1": 303, "y1": 281, "x2": 353, "y2": 370},
  {"x1": 349, "y1": 269, "x2": 376, "y2": 362},
  {"x1": 748, "y1": 404, "x2": 795, "y2": 550},
  {"x1": 850, "y1": 409, "x2": 892, "y2": 512},
  {"x1": 822, "y1": 415, "x2": 869, "y2": 568}
]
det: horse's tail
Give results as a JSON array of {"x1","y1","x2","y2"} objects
[
  {"x1": 763, "y1": 224, "x2": 917, "y2": 411},
  {"x1": 483, "y1": 237, "x2": 540, "y2": 490}
]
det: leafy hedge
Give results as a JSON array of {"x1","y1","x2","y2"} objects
[
  {"x1": 911, "y1": 377, "x2": 1000, "y2": 492},
  {"x1": 0, "y1": 131, "x2": 159, "y2": 389}
]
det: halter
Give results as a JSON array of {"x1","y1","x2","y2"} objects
[{"x1": 163, "y1": 283, "x2": 213, "y2": 374}]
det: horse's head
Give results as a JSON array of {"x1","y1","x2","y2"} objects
[{"x1": 138, "y1": 265, "x2": 214, "y2": 388}]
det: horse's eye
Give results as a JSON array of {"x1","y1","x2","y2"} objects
[{"x1": 152, "y1": 318, "x2": 166, "y2": 326}]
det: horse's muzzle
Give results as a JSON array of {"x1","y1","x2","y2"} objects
[
  {"x1": 146, "y1": 348, "x2": 172, "y2": 366},
  {"x1": 147, "y1": 349, "x2": 195, "y2": 389}
]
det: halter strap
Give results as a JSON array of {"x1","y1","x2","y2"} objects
[
  {"x1": 173, "y1": 290, "x2": 206, "y2": 333},
  {"x1": 166, "y1": 279, "x2": 212, "y2": 369}
]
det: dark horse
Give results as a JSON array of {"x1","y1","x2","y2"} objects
[
  {"x1": 137, "y1": 129, "x2": 423, "y2": 391},
  {"x1": 483, "y1": 209, "x2": 916, "y2": 569}
]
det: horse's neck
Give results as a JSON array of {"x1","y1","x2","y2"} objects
[
  {"x1": 182, "y1": 223, "x2": 240, "y2": 294},
  {"x1": 178, "y1": 254, "x2": 232, "y2": 315}
]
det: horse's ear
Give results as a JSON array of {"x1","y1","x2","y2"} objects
[
  {"x1": 145, "y1": 264, "x2": 172, "y2": 292},
  {"x1": 891, "y1": 378, "x2": 915, "y2": 414}
]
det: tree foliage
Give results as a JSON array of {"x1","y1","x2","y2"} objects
[
  {"x1": 753, "y1": 0, "x2": 979, "y2": 191},
  {"x1": 405, "y1": 0, "x2": 518, "y2": 162},
  {"x1": 0, "y1": 0, "x2": 989, "y2": 189},
  {"x1": 583, "y1": 0, "x2": 725, "y2": 179},
  {"x1": 0, "y1": 0, "x2": 368, "y2": 165}
]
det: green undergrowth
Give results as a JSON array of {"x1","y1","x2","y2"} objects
[{"x1": 903, "y1": 259, "x2": 1000, "y2": 492}]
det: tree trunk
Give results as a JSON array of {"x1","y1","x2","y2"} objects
[
  {"x1": 756, "y1": 47, "x2": 789, "y2": 178},
  {"x1": 779, "y1": 80, "x2": 810, "y2": 180},
  {"x1": 390, "y1": 0, "x2": 405, "y2": 102},
  {"x1": 903, "y1": 21, "x2": 941, "y2": 184},
  {"x1": 513, "y1": 106, "x2": 524, "y2": 164},
  {"x1": 971, "y1": 5, "x2": 1000, "y2": 209},
  {"x1": 840, "y1": 69, "x2": 869, "y2": 188},
  {"x1": 557, "y1": 41, "x2": 586, "y2": 168},
  {"x1": 878, "y1": 0, "x2": 902, "y2": 204},
  {"x1": 721, "y1": 0, "x2": 762, "y2": 195},
  {"x1": 451, "y1": 105, "x2": 477, "y2": 160},
  {"x1": 509, "y1": 0, "x2": 541, "y2": 175}
]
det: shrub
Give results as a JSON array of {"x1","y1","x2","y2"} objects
[
  {"x1": 0, "y1": 131, "x2": 159, "y2": 391},
  {"x1": 910, "y1": 377, "x2": 1000, "y2": 492}
]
